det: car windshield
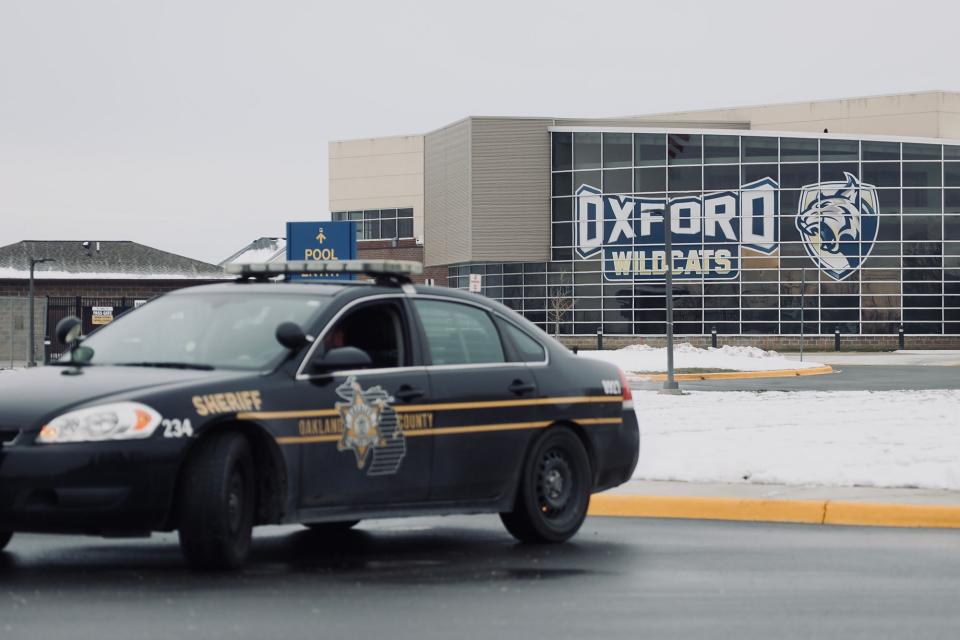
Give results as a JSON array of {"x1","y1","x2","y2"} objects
[{"x1": 60, "y1": 292, "x2": 328, "y2": 370}]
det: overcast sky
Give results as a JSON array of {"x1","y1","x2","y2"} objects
[{"x1": 1, "y1": 0, "x2": 958, "y2": 264}]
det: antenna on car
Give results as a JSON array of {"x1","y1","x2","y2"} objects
[{"x1": 224, "y1": 260, "x2": 423, "y2": 287}]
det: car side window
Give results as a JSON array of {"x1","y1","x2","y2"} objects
[
  {"x1": 322, "y1": 301, "x2": 406, "y2": 368},
  {"x1": 499, "y1": 320, "x2": 546, "y2": 363},
  {"x1": 413, "y1": 299, "x2": 505, "y2": 366}
]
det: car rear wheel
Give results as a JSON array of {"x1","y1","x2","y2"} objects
[
  {"x1": 177, "y1": 432, "x2": 255, "y2": 570},
  {"x1": 0, "y1": 531, "x2": 11, "y2": 551},
  {"x1": 304, "y1": 520, "x2": 360, "y2": 533},
  {"x1": 500, "y1": 426, "x2": 591, "y2": 543}
]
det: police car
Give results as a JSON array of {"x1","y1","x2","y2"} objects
[{"x1": 0, "y1": 261, "x2": 639, "y2": 569}]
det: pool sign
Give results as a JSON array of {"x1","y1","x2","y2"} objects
[
  {"x1": 285, "y1": 221, "x2": 358, "y2": 281},
  {"x1": 574, "y1": 175, "x2": 879, "y2": 282}
]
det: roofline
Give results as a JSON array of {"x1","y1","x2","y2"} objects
[
  {"x1": 630, "y1": 89, "x2": 956, "y2": 119},
  {"x1": 548, "y1": 124, "x2": 960, "y2": 146}
]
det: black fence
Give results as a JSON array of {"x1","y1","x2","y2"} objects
[{"x1": 46, "y1": 296, "x2": 141, "y2": 361}]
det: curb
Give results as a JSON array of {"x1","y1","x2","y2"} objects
[
  {"x1": 629, "y1": 364, "x2": 834, "y2": 382},
  {"x1": 588, "y1": 494, "x2": 960, "y2": 529}
]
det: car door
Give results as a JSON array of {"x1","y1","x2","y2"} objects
[
  {"x1": 297, "y1": 296, "x2": 433, "y2": 510},
  {"x1": 410, "y1": 297, "x2": 539, "y2": 503}
]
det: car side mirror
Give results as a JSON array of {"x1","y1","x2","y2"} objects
[
  {"x1": 276, "y1": 322, "x2": 308, "y2": 351},
  {"x1": 56, "y1": 316, "x2": 82, "y2": 345},
  {"x1": 311, "y1": 346, "x2": 372, "y2": 373}
]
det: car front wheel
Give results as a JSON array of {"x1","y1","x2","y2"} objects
[
  {"x1": 177, "y1": 432, "x2": 255, "y2": 570},
  {"x1": 500, "y1": 426, "x2": 591, "y2": 543},
  {"x1": 0, "y1": 531, "x2": 11, "y2": 551}
]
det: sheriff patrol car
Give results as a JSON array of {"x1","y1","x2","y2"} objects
[{"x1": 0, "y1": 260, "x2": 639, "y2": 569}]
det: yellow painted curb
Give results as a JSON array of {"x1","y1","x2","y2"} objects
[
  {"x1": 588, "y1": 493, "x2": 960, "y2": 529},
  {"x1": 631, "y1": 364, "x2": 833, "y2": 382}
]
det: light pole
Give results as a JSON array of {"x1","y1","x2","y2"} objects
[
  {"x1": 660, "y1": 200, "x2": 680, "y2": 394},
  {"x1": 27, "y1": 257, "x2": 55, "y2": 367}
]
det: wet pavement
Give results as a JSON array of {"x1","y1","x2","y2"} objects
[{"x1": 1, "y1": 515, "x2": 959, "y2": 639}]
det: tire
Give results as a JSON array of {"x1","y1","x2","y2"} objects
[
  {"x1": 304, "y1": 520, "x2": 360, "y2": 533},
  {"x1": 177, "y1": 432, "x2": 256, "y2": 570},
  {"x1": 0, "y1": 531, "x2": 11, "y2": 551},
  {"x1": 500, "y1": 426, "x2": 592, "y2": 543}
]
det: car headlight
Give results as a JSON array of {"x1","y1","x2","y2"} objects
[{"x1": 37, "y1": 402, "x2": 162, "y2": 444}]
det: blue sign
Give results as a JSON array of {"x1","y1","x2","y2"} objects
[{"x1": 285, "y1": 221, "x2": 358, "y2": 281}]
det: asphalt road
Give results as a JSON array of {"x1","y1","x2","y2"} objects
[
  {"x1": 2, "y1": 516, "x2": 959, "y2": 639},
  {"x1": 633, "y1": 364, "x2": 959, "y2": 392}
]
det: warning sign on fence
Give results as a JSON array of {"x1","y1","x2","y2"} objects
[{"x1": 92, "y1": 306, "x2": 114, "y2": 326}]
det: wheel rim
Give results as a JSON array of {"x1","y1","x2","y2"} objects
[
  {"x1": 536, "y1": 448, "x2": 575, "y2": 519},
  {"x1": 227, "y1": 468, "x2": 245, "y2": 534}
]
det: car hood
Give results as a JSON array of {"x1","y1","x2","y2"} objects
[{"x1": 0, "y1": 365, "x2": 252, "y2": 431}]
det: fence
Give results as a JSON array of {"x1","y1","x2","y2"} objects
[
  {"x1": 0, "y1": 296, "x2": 48, "y2": 368},
  {"x1": 46, "y1": 296, "x2": 140, "y2": 361}
]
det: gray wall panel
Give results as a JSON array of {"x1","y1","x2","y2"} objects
[
  {"x1": 470, "y1": 118, "x2": 552, "y2": 262},
  {"x1": 424, "y1": 119, "x2": 471, "y2": 267}
]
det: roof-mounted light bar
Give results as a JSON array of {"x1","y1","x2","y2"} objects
[{"x1": 225, "y1": 260, "x2": 423, "y2": 286}]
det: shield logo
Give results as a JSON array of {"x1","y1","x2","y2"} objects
[
  {"x1": 334, "y1": 376, "x2": 406, "y2": 475},
  {"x1": 796, "y1": 172, "x2": 880, "y2": 281}
]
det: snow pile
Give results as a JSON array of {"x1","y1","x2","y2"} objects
[
  {"x1": 581, "y1": 342, "x2": 823, "y2": 373},
  {"x1": 634, "y1": 389, "x2": 960, "y2": 490}
]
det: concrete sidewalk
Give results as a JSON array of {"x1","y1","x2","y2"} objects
[
  {"x1": 589, "y1": 480, "x2": 960, "y2": 529},
  {"x1": 782, "y1": 350, "x2": 960, "y2": 366}
]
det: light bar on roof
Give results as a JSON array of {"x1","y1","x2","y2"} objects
[{"x1": 224, "y1": 260, "x2": 423, "y2": 278}]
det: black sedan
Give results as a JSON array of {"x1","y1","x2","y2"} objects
[{"x1": 0, "y1": 261, "x2": 639, "y2": 569}]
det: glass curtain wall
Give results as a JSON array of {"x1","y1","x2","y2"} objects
[{"x1": 451, "y1": 131, "x2": 960, "y2": 337}]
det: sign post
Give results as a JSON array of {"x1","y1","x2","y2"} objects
[{"x1": 285, "y1": 221, "x2": 358, "y2": 281}]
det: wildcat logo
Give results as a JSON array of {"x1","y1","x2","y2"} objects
[
  {"x1": 796, "y1": 173, "x2": 879, "y2": 281},
  {"x1": 335, "y1": 376, "x2": 406, "y2": 475}
]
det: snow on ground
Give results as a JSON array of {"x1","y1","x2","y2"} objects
[
  {"x1": 581, "y1": 342, "x2": 823, "y2": 373},
  {"x1": 634, "y1": 389, "x2": 960, "y2": 490}
]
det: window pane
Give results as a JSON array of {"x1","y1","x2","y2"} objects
[
  {"x1": 667, "y1": 166, "x2": 701, "y2": 191},
  {"x1": 667, "y1": 133, "x2": 701, "y2": 165},
  {"x1": 381, "y1": 218, "x2": 396, "y2": 239},
  {"x1": 397, "y1": 207, "x2": 414, "y2": 219},
  {"x1": 380, "y1": 208, "x2": 397, "y2": 219},
  {"x1": 780, "y1": 137, "x2": 818, "y2": 162},
  {"x1": 780, "y1": 163, "x2": 818, "y2": 188},
  {"x1": 903, "y1": 189, "x2": 941, "y2": 213},
  {"x1": 397, "y1": 218, "x2": 414, "y2": 238},
  {"x1": 414, "y1": 300, "x2": 505, "y2": 365},
  {"x1": 741, "y1": 136, "x2": 777, "y2": 163},
  {"x1": 945, "y1": 146, "x2": 960, "y2": 161},
  {"x1": 903, "y1": 143, "x2": 941, "y2": 160},
  {"x1": 903, "y1": 162, "x2": 942, "y2": 188},
  {"x1": 602, "y1": 132, "x2": 632, "y2": 168},
  {"x1": 553, "y1": 171, "x2": 572, "y2": 196},
  {"x1": 552, "y1": 132, "x2": 572, "y2": 171},
  {"x1": 821, "y1": 139, "x2": 859, "y2": 160},
  {"x1": 862, "y1": 141, "x2": 900, "y2": 160},
  {"x1": 862, "y1": 162, "x2": 900, "y2": 187},
  {"x1": 635, "y1": 167, "x2": 666, "y2": 192},
  {"x1": 634, "y1": 133, "x2": 665, "y2": 166},
  {"x1": 703, "y1": 135, "x2": 739, "y2": 164},
  {"x1": 603, "y1": 169, "x2": 632, "y2": 194},
  {"x1": 500, "y1": 321, "x2": 546, "y2": 362},
  {"x1": 573, "y1": 132, "x2": 601, "y2": 169},
  {"x1": 703, "y1": 165, "x2": 740, "y2": 190}
]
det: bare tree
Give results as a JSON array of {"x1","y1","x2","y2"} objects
[{"x1": 546, "y1": 273, "x2": 574, "y2": 337}]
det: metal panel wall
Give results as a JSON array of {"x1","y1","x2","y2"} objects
[
  {"x1": 470, "y1": 117, "x2": 553, "y2": 262},
  {"x1": 424, "y1": 119, "x2": 472, "y2": 267}
]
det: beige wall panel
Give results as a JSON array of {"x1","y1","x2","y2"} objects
[
  {"x1": 329, "y1": 135, "x2": 423, "y2": 159},
  {"x1": 330, "y1": 153, "x2": 423, "y2": 180},
  {"x1": 470, "y1": 118, "x2": 552, "y2": 263},
  {"x1": 424, "y1": 120, "x2": 472, "y2": 266}
]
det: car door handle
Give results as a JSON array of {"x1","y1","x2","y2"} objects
[
  {"x1": 508, "y1": 380, "x2": 536, "y2": 396},
  {"x1": 395, "y1": 385, "x2": 425, "y2": 402}
]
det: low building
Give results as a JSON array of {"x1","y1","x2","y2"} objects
[{"x1": 0, "y1": 240, "x2": 225, "y2": 362}]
